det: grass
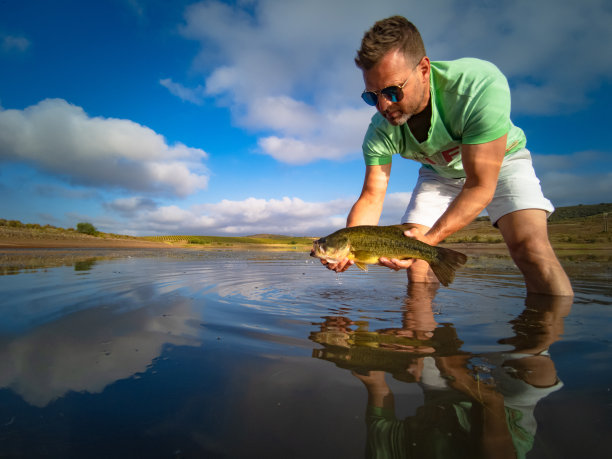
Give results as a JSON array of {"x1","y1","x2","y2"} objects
[
  {"x1": 2, "y1": 203, "x2": 610, "y2": 252},
  {"x1": 142, "y1": 234, "x2": 315, "y2": 248},
  {"x1": 443, "y1": 213, "x2": 611, "y2": 250}
]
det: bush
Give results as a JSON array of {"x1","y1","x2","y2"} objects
[
  {"x1": 8, "y1": 220, "x2": 24, "y2": 228},
  {"x1": 76, "y1": 222, "x2": 98, "y2": 236}
]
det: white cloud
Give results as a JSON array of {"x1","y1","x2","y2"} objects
[
  {"x1": 0, "y1": 98, "x2": 209, "y2": 197},
  {"x1": 165, "y1": 0, "x2": 612, "y2": 166},
  {"x1": 105, "y1": 196, "x2": 158, "y2": 216},
  {"x1": 533, "y1": 151, "x2": 612, "y2": 206},
  {"x1": 1, "y1": 35, "x2": 30, "y2": 52},
  {"x1": 105, "y1": 196, "x2": 352, "y2": 236},
  {"x1": 423, "y1": 0, "x2": 612, "y2": 115},
  {"x1": 159, "y1": 78, "x2": 205, "y2": 104},
  {"x1": 100, "y1": 191, "x2": 416, "y2": 237}
]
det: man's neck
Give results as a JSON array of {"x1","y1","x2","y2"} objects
[{"x1": 407, "y1": 97, "x2": 431, "y2": 143}]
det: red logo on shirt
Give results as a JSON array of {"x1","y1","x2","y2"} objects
[{"x1": 441, "y1": 146, "x2": 461, "y2": 163}]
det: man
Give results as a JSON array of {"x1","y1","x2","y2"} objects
[{"x1": 323, "y1": 16, "x2": 572, "y2": 296}]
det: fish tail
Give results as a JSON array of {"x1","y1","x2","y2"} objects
[{"x1": 429, "y1": 247, "x2": 468, "y2": 286}]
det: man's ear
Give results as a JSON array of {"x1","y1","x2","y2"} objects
[{"x1": 417, "y1": 56, "x2": 431, "y2": 82}]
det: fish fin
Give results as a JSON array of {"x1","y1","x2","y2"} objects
[
  {"x1": 355, "y1": 262, "x2": 368, "y2": 271},
  {"x1": 429, "y1": 247, "x2": 468, "y2": 286}
]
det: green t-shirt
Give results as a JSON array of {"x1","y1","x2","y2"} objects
[{"x1": 362, "y1": 58, "x2": 526, "y2": 179}]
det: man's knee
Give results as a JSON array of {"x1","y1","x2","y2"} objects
[{"x1": 506, "y1": 235, "x2": 558, "y2": 269}]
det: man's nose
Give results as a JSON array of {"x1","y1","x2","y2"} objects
[{"x1": 377, "y1": 96, "x2": 393, "y2": 112}]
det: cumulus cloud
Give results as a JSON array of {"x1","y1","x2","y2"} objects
[
  {"x1": 422, "y1": 0, "x2": 612, "y2": 115},
  {"x1": 102, "y1": 192, "x2": 414, "y2": 237},
  {"x1": 165, "y1": 0, "x2": 612, "y2": 166},
  {"x1": 0, "y1": 98, "x2": 209, "y2": 197},
  {"x1": 533, "y1": 151, "x2": 612, "y2": 206},
  {"x1": 105, "y1": 196, "x2": 159, "y2": 217},
  {"x1": 159, "y1": 78, "x2": 205, "y2": 104},
  {"x1": 1, "y1": 34, "x2": 30, "y2": 52},
  {"x1": 138, "y1": 196, "x2": 351, "y2": 236}
]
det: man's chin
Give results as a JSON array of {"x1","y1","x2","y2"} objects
[{"x1": 386, "y1": 114, "x2": 410, "y2": 126}]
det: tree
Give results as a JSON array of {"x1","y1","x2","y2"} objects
[{"x1": 76, "y1": 222, "x2": 97, "y2": 236}]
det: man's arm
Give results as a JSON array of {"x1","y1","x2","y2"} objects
[
  {"x1": 381, "y1": 134, "x2": 507, "y2": 271},
  {"x1": 419, "y1": 134, "x2": 507, "y2": 246},
  {"x1": 347, "y1": 163, "x2": 392, "y2": 226},
  {"x1": 322, "y1": 163, "x2": 391, "y2": 272}
]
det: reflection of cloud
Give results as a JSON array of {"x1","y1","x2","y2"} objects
[{"x1": 0, "y1": 297, "x2": 201, "y2": 407}]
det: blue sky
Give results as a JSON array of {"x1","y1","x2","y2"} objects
[{"x1": 1, "y1": 0, "x2": 610, "y2": 236}]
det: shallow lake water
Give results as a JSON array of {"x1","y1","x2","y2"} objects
[{"x1": 0, "y1": 248, "x2": 610, "y2": 458}]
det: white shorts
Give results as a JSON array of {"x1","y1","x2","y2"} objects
[{"x1": 401, "y1": 148, "x2": 554, "y2": 227}]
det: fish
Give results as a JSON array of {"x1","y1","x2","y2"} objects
[{"x1": 311, "y1": 225, "x2": 468, "y2": 286}]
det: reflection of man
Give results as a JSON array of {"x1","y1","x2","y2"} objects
[
  {"x1": 322, "y1": 16, "x2": 572, "y2": 297},
  {"x1": 352, "y1": 294, "x2": 572, "y2": 459}
]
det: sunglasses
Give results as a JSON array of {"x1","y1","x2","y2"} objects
[{"x1": 361, "y1": 75, "x2": 411, "y2": 106}]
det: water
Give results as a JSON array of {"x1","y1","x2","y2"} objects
[{"x1": 0, "y1": 248, "x2": 610, "y2": 458}]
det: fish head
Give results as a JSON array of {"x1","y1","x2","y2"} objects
[{"x1": 311, "y1": 235, "x2": 351, "y2": 263}]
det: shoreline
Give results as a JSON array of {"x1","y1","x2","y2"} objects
[
  {"x1": 0, "y1": 237, "x2": 173, "y2": 250},
  {"x1": 1, "y1": 236, "x2": 609, "y2": 256}
]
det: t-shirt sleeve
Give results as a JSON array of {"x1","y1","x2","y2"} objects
[
  {"x1": 362, "y1": 116, "x2": 395, "y2": 166},
  {"x1": 461, "y1": 67, "x2": 511, "y2": 145}
]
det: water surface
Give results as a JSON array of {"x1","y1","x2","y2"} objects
[{"x1": 0, "y1": 248, "x2": 610, "y2": 458}]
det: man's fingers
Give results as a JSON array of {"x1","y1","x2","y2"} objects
[
  {"x1": 378, "y1": 257, "x2": 416, "y2": 270},
  {"x1": 321, "y1": 258, "x2": 353, "y2": 272}
]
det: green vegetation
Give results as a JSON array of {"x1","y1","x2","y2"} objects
[
  {"x1": 1, "y1": 203, "x2": 610, "y2": 250},
  {"x1": 144, "y1": 234, "x2": 314, "y2": 248},
  {"x1": 0, "y1": 219, "x2": 69, "y2": 231},
  {"x1": 444, "y1": 204, "x2": 611, "y2": 247},
  {"x1": 548, "y1": 203, "x2": 612, "y2": 221},
  {"x1": 76, "y1": 222, "x2": 98, "y2": 236}
]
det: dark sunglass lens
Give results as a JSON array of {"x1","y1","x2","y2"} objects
[
  {"x1": 381, "y1": 86, "x2": 402, "y2": 103},
  {"x1": 361, "y1": 91, "x2": 378, "y2": 106}
]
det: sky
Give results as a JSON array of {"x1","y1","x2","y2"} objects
[{"x1": 0, "y1": 0, "x2": 611, "y2": 237}]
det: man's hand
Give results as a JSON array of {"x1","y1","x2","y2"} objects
[
  {"x1": 319, "y1": 257, "x2": 354, "y2": 273},
  {"x1": 378, "y1": 227, "x2": 433, "y2": 270}
]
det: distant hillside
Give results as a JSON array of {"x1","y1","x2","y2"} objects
[
  {"x1": 549, "y1": 203, "x2": 611, "y2": 221},
  {"x1": 2, "y1": 203, "x2": 610, "y2": 250},
  {"x1": 246, "y1": 234, "x2": 295, "y2": 239}
]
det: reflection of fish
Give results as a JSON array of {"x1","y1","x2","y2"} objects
[
  {"x1": 309, "y1": 322, "x2": 464, "y2": 381},
  {"x1": 311, "y1": 225, "x2": 467, "y2": 286}
]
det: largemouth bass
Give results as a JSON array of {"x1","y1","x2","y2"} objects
[{"x1": 311, "y1": 225, "x2": 467, "y2": 286}]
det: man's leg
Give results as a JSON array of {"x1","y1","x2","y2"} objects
[
  {"x1": 496, "y1": 209, "x2": 573, "y2": 296},
  {"x1": 402, "y1": 223, "x2": 440, "y2": 284}
]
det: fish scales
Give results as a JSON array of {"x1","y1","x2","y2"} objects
[{"x1": 311, "y1": 225, "x2": 467, "y2": 286}]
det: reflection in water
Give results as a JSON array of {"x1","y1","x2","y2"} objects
[
  {"x1": 0, "y1": 296, "x2": 201, "y2": 407},
  {"x1": 74, "y1": 258, "x2": 97, "y2": 271},
  {"x1": 0, "y1": 249, "x2": 608, "y2": 458},
  {"x1": 311, "y1": 285, "x2": 572, "y2": 458}
]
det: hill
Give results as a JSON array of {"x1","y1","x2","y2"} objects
[
  {"x1": 548, "y1": 203, "x2": 612, "y2": 221},
  {"x1": 444, "y1": 203, "x2": 611, "y2": 248},
  {"x1": 1, "y1": 203, "x2": 610, "y2": 250}
]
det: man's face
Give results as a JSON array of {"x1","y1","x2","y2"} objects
[{"x1": 362, "y1": 49, "x2": 430, "y2": 126}]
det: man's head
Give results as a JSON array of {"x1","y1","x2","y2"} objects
[
  {"x1": 356, "y1": 16, "x2": 430, "y2": 126},
  {"x1": 355, "y1": 16, "x2": 426, "y2": 71}
]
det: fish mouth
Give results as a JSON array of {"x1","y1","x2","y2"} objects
[{"x1": 311, "y1": 238, "x2": 325, "y2": 258}]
